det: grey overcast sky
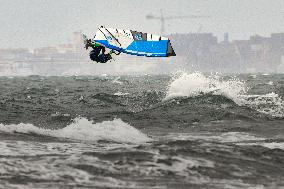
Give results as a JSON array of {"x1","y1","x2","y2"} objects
[{"x1": 0, "y1": 0, "x2": 284, "y2": 48}]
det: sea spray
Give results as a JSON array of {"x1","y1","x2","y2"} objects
[
  {"x1": 165, "y1": 72, "x2": 284, "y2": 117},
  {"x1": 165, "y1": 72, "x2": 247, "y2": 103}
]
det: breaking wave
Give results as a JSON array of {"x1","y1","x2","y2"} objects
[
  {"x1": 0, "y1": 118, "x2": 151, "y2": 144},
  {"x1": 165, "y1": 72, "x2": 284, "y2": 117}
]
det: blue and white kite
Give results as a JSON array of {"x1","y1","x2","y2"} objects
[{"x1": 83, "y1": 26, "x2": 175, "y2": 63}]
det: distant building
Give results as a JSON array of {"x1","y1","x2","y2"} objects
[
  {"x1": 224, "y1": 33, "x2": 229, "y2": 43},
  {"x1": 0, "y1": 48, "x2": 32, "y2": 61},
  {"x1": 33, "y1": 47, "x2": 59, "y2": 60}
]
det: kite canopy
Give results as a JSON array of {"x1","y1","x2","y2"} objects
[{"x1": 93, "y1": 26, "x2": 176, "y2": 57}]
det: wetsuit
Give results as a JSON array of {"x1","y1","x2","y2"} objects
[
  {"x1": 85, "y1": 40, "x2": 112, "y2": 63},
  {"x1": 89, "y1": 45, "x2": 112, "y2": 63}
]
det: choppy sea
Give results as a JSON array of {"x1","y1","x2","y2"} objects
[{"x1": 0, "y1": 72, "x2": 284, "y2": 188}]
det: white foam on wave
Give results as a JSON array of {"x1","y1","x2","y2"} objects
[
  {"x1": 238, "y1": 142, "x2": 284, "y2": 150},
  {"x1": 258, "y1": 142, "x2": 284, "y2": 150},
  {"x1": 114, "y1": 91, "x2": 129, "y2": 96},
  {"x1": 162, "y1": 132, "x2": 284, "y2": 149},
  {"x1": 265, "y1": 81, "x2": 274, "y2": 86},
  {"x1": 112, "y1": 77, "x2": 124, "y2": 85},
  {"x1": 162, "y1": 132, "x2": 265, "y2": 143},
  {"x1": 165, "y1": 72, "x2": 246, "y2": 104},
  {"x1": 241, "y1": 92, "x2": 284, "y2": 117},
  {"x1": 0, "y1": 118, "x2": 151, "y2": 144},
  {"x1": 165, "y1": 72, "x2": 284, "y2": 117}
]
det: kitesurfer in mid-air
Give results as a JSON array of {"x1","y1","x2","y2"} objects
[{"x1": 85, "y1": 39, "x2": 112, "y2": 63}]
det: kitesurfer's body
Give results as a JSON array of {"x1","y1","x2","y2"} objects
[{"x1": 85, "y1": 39, "x2": 112, "y2": 63}]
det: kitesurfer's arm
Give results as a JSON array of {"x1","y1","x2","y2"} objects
[{"x1": 85, "y1": 39, "x2": 94, "y2": 50}]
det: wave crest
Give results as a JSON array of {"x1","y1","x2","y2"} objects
[
  {"x1": 165, "y1": 72, "x2": 246, "y2": 103},
  {"x1": 0, "y1": 118, "x2": 151, "y2": 144},
  {"x1": 165, "y1": 72, "x2": 284, "y2": 117}
]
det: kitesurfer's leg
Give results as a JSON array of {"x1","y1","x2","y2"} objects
[
  {"x1": 89, "y1": 50, "x2": 100, "y2": 62},
  {"x1": 98, "y1": 53, "x2": 112, "y2": 63}
]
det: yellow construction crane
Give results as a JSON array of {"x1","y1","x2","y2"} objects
[{"x1": 146, "y1": 9, "x2": 209, "y2": 35}]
